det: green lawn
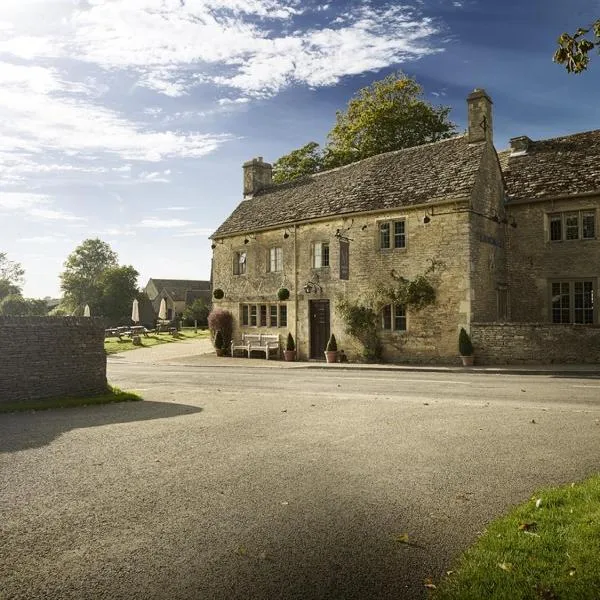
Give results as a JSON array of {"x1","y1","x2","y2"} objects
[
  {"x1": 104, "y1": 328, "x2": 210, "y2": 355},
  {"x1": 0, "y1": 386, "x2": 142, "y2": 413},
  {"x1": 432, "y1": 475, "x2": 600, "y2": 599}
]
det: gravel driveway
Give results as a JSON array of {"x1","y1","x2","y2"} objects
[{"x1": 2, "y1": 359, "x2": 599, "y2": 599}]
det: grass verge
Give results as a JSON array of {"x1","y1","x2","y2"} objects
[
  {"x1": 0, "y1": 386, "x2": 142, "y2": 413},
  {"x1": 432, "y1": 475, "x2": 600, "y2": 599},
  {"x1": 104, "y1": 328, "x2": 210, "y2": 355}
]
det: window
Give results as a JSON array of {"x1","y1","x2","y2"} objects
[
  {"x1": 312, "y1": 242, "x2": 330, "y2": 268},
  {"x1": 551, "y1": 280, "x2": 595, "y2": 324},
  {"x1": 268, "y1": 247, "x2": 283, "y2": 272},
  {"x1": 381, "y1": 304, "x2": 407, "y2": 331},
  {"x1": 233, "y1": 251, "x2": 247, "y2": 275},
  {"x1": 379, "y1": 219, "x2": 406, "y2": 250},
  {"x1": 548, "y1": 210, "x2": 596, "y2": 241},
  {"x1": 239, "y1": 303, "x2": 288, "y2": 327}
]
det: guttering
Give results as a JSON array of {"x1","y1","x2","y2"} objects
[
  {"x1": 507, "y1": 189, "x2": 600, "y2": 206},
  {"x1": 211, "y1": 195, "x2": 471, "y2": 241}
]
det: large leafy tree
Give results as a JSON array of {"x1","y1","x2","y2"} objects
[
  {"x1": 272, "y1": 73, "x2": 456, "y2": 183},
  {"x1": 0, "y1": 295, "x2": 47, "y2": 316},
  {"x1": 0, "y1": 252, "x2": 25, "y2": 299},
  {"x1": 60, "y1": 239, "x2": 118, "y2": 312},
  {"x1": 97, "y1": 265, "x2": 140, "y2": 322},
  {"x1": 554, "y1": 19, "x2": 600, "y2": 73},
  {"x1": 183, "y1": 297, "x2": 211, "y2": 327}
]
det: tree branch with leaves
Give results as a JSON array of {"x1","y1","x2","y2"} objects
[{"x1": 554, "y1": 19, "x2": 600, "y2": 73}]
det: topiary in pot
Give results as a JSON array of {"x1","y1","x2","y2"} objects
[
  {"x1": 458, "y1": 327, "x2": 474, "y2": 366},
  {"x1": 213, "y1": 288, "x2": 224, "y2": 300},
  {"x1": 284, "y1": 332, "x2": 296, "y2": 361},
  {"x1": 277, "y1": 287, "x2": 290, "y2": 301},
  {"x1": 325, "y1": 333, "x2": 338, "y2": 363},
  {"x1": 214, "y1": 329, "x2": 225, "y2": 356},
  {"x1": 208, "y1": 308, "x2": 233, "y2": 351}
]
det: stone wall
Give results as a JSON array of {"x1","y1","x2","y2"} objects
[
  {"x1": 471, "y1": 322, "x2": 600, "y2": 364},
  {"x1": 0, "y1": 317, "x2": 107, "y2": 403}
]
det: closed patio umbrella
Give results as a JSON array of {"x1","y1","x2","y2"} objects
[
  {"x1": 83, "y1": 304, "x2": 91, "y2": 317},
  {"x1": 131, "y1": 298, "x2": 140, "y2": 324},
  {"x1": 158, "y1": 298, "x2": 167, "y2": 320}
]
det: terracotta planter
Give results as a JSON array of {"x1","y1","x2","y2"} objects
[
  {"x1": 460, "y1": 355, "x2": 474, "y2": 366},
  {"x1": 325, "y1": 350, "x2": 338, "y2": 364},
  {"x1": 283, "y1": 350, "x2": 296, "y2": 362}
]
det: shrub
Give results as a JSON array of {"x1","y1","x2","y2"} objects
[
  {"x1": 286, "y1": 332, "x2": 295, "y2": 351},
  {"x1": 326, "y1": 333, "x2": 338, "y2": 352},
  {"x1": 214, "y1": 330, "x2": 224, "y2": 350},
  {"x1": 213, "y1": 288, "x2": 224, "y2": 300},
  {"x1": 278, "y1": 287, "x2": 290, "y2": 301},
  {"x1": 459, "y1": 328, "x2": 474, "y2": 356},
  {"x1": 208, "y1": 308, "x2": 233, "y2": 349}
]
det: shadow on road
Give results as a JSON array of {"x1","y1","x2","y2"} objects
[{"x1": 0, "y1": 400, "x2": 203, "y2": 453}]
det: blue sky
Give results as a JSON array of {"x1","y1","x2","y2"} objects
[{"x1": 0, "y1": 0, "x2": 598, "y2": 299}]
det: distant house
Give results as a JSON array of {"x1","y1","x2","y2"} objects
[
  {"x1": 210, "y1": 89, "x2": 600, "y2": 364},
  {"x1": 144, "y1": 279, "x2": 211, "y2": 320}
]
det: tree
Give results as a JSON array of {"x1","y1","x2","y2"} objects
[
  {"x1": 60, "y1": 239, "x2": 118, "y2": 312},
  {"x1": 0, "y1": 279, "x2": 21, "y2": 301},
  {"x1": 0, "y1": 252, "x2": 24, "y2": 299},
  {"x1": 0, "y1": 295, "x2": 47, "y2": 316},
  {"x1": 183, "y1": 298, "x2": 211, "y2": 327},
  {"x1": 272, "y1": 142, "x2": 324, "y2": 184},
  {"x1": 272, "y1": 73, "x2": 456, "y2": 183},
  {"x1": 554, "y1": 20, "x2": 600, "y2": 73},
  {"x1": 97, "y1": 265, "x2": 139, "y2": 323}
]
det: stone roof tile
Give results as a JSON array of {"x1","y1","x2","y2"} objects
[
  {"x1": 213, "y1": 135, "x2": 485, "y2": 238},
  {"x1": 499, "y1": 129, "x2": 600, "y2": 201}
]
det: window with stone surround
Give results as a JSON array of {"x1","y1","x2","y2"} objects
[
  {"x1": 233, "y1": 251, "x2": 247, "y2": 275},
  {"x1": 548, "y1": 210, "x2": 596, "y2": 242},
  {"x1": 550, "y1": 279, "x2": 595, "y2": 324},
  {"x1": 267, "y1": 247, "x2": 283, "y2": 272},
  {"x1": 312, "y1": 242, "x2": 330, "y2": 268},
  {"x1": 379, "y1": 219, "x2": 406, "y2": 250},
  {"x1": 240, "y1": 303, "x2": 288, "y2": 327},
  {"x1": 381, "y1": 304, "x2": 407, "y2": 331}
]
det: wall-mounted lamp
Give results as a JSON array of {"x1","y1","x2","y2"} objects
[
  {"x1": 361, "y1": 224, "x2": 368, "y2": 231},
  {"x1": 210, "y1": 239, "x2": 223, "y2": 250},
  {"x1": 243, "y1": 235, "x2": 257, "y2": 245},
  {"x1": 423, "y1": 214, "x2": 431, "y2": 224},
  {"x1": 510, "y1": 217, "x2": 517, "y2": 228},
  {"x1": 283, "y1": 228, "x2": 292, "y2": 239}
]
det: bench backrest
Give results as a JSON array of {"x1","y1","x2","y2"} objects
[{"x1": 241, "y1": 333, "x2": 280, "y2": 345}]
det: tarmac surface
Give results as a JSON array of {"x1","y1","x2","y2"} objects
[{"x1": 2, "y1": 339, "x2": 599, "y2": 599}]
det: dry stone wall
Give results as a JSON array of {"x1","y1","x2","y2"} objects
[
  {"x1": 471, "y1": 322, "x2": 600, "y2": 364},
  {"x1": 0, "y1": 317, "x2": 107, "y2": 403}
]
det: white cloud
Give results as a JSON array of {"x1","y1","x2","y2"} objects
[
  {"x1": 137, "y1": 217, "x2": 194, "y2": 228},
  {"x1": 0, "y1": 192, "x2": 85, "y2": 221},
  {"x1": 173, "y1": 227, "x2": 215, "y2": 237}
]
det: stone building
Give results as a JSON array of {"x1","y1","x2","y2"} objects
[
  {"x1": 211, "y1": 89, "x2": 600, "y2": 364},
  {"x1": 144, "y1": 278, "x2": 211, "y2": 320}
]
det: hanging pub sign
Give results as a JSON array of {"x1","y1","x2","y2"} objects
[{"x1": 339, "y1": 239, "x2": 349, "y2": 280}]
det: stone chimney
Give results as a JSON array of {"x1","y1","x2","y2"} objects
[
  {"x1": 467, "y1": 88, "x2": 493, "y2": 144},
  {"x1": 509, "y1": 135, "x2": 532, "y2": 155},
  {"x1": 243, "y1": 156, "x2": 272, "y2": 198}
]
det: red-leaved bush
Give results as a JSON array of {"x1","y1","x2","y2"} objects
[{"x1": 207, "y1": 308, "x2": 234, "y2": 350}]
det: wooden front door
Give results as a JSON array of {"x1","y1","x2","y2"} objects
[{"x1": 309, "y1": 299, "x2": 330, "y2": 360}]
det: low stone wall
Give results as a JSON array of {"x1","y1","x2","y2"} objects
[
  {"x1": 0, "y1": 317, "x2": 107, "y2": 404},
  {"x1": 471, "y1": 322, "x2": 600, "y2": 364}
]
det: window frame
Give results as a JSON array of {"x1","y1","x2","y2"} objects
[
  {"x1": 239, "y1": 303, "x2": 289, "y2": 328},
  {"x1": 378, "y1": 218, "x2": 407, "y2": 251},
  {"x1": 548, "y1": 210, "x2": 596, "y2": 242},
  {"x1": 268, "y1": 247, "x2": 283, "y2": 272},
  {"x1": 233, "y1": 251, "x2": 247, "y2": 275},
  {"x1": 380, "y1": 303, "x2": 407, "y2": 332},
  {"x1": 312, "y1": 241, "x2": 330, "y2": 268},
  {"x1": 549, "y1": 279, "x2": 596, "y2": 324}
]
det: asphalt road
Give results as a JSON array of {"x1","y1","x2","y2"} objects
[{"x1": 2, "y1": 361, "x2": 599, "y2": 600}]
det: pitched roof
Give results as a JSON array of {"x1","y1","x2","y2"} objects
[
  {"x1": 146, "y1": 279, "x2": 211, "y2": 301},
  {"x1": 213, "y1": 135, "x2": 485, "y2": 238},
  {"x1": 499, "y1": 130, "x2": 600, "y2": 202}
]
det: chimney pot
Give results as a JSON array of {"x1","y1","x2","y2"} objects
[{"x1": 509, "y1": 136, "x2": 532, "y2": 154}]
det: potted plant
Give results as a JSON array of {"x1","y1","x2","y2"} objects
[
  {"x1": 284, "y1": 332, "x2": 296, "y2": 361},
  {"x1": 458, "y1": 327, "x2": 474, "y2": 366},
  {"x1": 277, "y1": 287, "x2": 290, "y2": 301},
  {"x1": 214, "y1": 329, "x2": 225, "y2": 356},
  {"x1": 324, "y1": 333, "x2": 338, "y2": 363}
]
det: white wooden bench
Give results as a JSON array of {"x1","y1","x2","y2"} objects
[{"x1": 231, "y1": 333, "x2": 280, "y2": 359}]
